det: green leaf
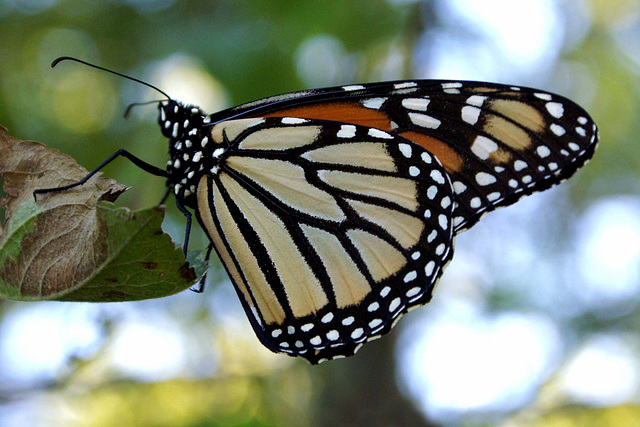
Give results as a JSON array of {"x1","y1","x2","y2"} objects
[
  {"x1": 0, "y1": 125, "x2": 198, "y2": 301},
  {"x1": 58, "y1": 204, "x2": 197, "y2": 302}
]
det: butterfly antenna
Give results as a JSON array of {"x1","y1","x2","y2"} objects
[
  {"x1": 51, "y1": 56, "x2": 172, "y2": 100},
  {"x1": 124, "y1": 99, "x2": 166, "y2": 118}
]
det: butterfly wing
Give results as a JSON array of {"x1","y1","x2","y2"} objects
[
  {"x1": 195, "y1": 117, "x2": 455, "y2": 363},
  {"x1": 190, "y1": 79, "x2": 597, "y2": 363},
  {"x1": 210, "y1": 80, "x2": 598, "y2": 233}
]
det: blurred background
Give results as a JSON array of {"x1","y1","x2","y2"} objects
[{"x1": 0, "y1": 0, "x2": 638, "y2": 425}]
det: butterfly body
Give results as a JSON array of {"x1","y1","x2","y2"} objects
[{"x1": 156, "y1": 80, "x2": 598, "y2": 364}]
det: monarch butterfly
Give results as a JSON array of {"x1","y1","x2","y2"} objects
[{"x1": 38, "y1": 57, "x2": 598, "y2": 364}]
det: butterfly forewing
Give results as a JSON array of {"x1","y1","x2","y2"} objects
[
  {"x1": 216, "y1": 80, "x2": 598, "y2": 233},
  {"x1": 195, "y1": 117, "x2": 455, "y2": 363}
]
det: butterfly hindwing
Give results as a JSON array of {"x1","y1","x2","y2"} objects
[{"x1": 194, "y1": 117, "x2": 455, "y2": 363}]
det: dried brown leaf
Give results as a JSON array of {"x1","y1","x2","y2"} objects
[{"x1": 0, "y1": 126, "x2": 195, "y2": 301}]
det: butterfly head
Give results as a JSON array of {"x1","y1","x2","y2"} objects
[{"x1": 159, "y1": 100, "x2": 213, "y2": 205}]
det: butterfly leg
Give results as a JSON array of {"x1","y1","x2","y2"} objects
[
  {"x1": 175, "y1": 197, "x2": 192, "y2": 259},
  {"x1": 33, "y1": 148, "x2": 168, "y2": 200}
]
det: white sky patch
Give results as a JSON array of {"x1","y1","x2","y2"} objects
[
  {"x1": 416, "y1": 0, "x2": 562, "y2": 81},
  {"x1": 575, "y1": 197, "x2": 640, "y2": 308},
  {"x1": 449, "y1": 0, "x2": 559, "y2": 65},
  {"x1": 0, "y1": 304, "x2": 100, "y2": 383},
  {"x1": 558, "y1": 335, "x2": 639, "y2": 406},
  {"x1": 398, "y1": 307, "x2": 561, "y2": 422},
  {"x1": 108, "y1": 315, "x2": 187, "y2": 381}
]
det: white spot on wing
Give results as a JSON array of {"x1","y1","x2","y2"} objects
[
  {"x1": 398, "y1": 143, "x2": 412, "y2": 158},
  {"x1": 476, "y1": 172, "x2": 496, "y2": 186},
  {"x1": 425, "y1": 261, "x2": 435, "y2": 276},
  {"x1": 409, "y1": 112, "x2": 441, "y2": 129},
  {"x1": 471, "y1": 135, "x2": 498, "y2": 160},
  {"x1": 404, "y1": 271, "x2": 417, "y2": 283},
  {"x1": 402, "y1": 98, "x2": 430, "y2": 111},
  {"x1": 368, "y1": 128, "x2": 393, "y2": 139},
  {"x1": 487, "y1": 192, "x2": 501, "y2": 201},
  {"x1": 430, "y1": 170, "x2": 445, "y2": 184},
  {"x1": 534, "y1": 93, "x2": 552, "y2": 101},
  {"x1": 453, "y1": 181, "x2": 467, "y2": 194},
  {"x1": 462, "y1": 105, "x2": 481, "y2": 125},
  {"x1": 282, "y1": 117, "x2": 307, "y2": 125},
  {"x1": 406, "y1": 287, "x2": 421, "y2": 298},
  {"x1": 427, "y1": 186, "x2": 437, "y2": 200},
  {"x1": 361, "y1": 97, "x2": 386, "y2": 109},
  {"x1": 394, "y1": 82, "x2": 417, "y2": 89},
  {"x1": 442, "y1": 82, "x2": 462, "y2": 94},
  {"x1": 537, "y1": 145, "x2": 551, "y2": 158},
  {"x1": 351, "y1": 328, "x2": 364, "y2": 339},
  {"x1": 466, "y1": 95, "x2": 486, "y2": 107},
  {"x1": 514, "y1": 160, "x2": 528, "y2": 171},
  {"x1": 337, "y1": 124, "x2": 357, "y2": 138},
  {"x1": 546, "y1": 102, "x2": 564, "y2": 118},
  {"x1": 438, "y1": 214, "x2": 448, "y2": 229},
  {"x1": 369, "y1": 319, "x2": 383, "y2": 329},
  {"x1": 550, "y1": 124, "x2": 566, "y2": 136}
]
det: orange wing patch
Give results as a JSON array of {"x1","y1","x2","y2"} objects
[
  {"x1": 399, "y1": 131, "x2": 465, "y2": 173},
  {"x1": 260, "y1": 102, "x2": 394, "y2": 132}
]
